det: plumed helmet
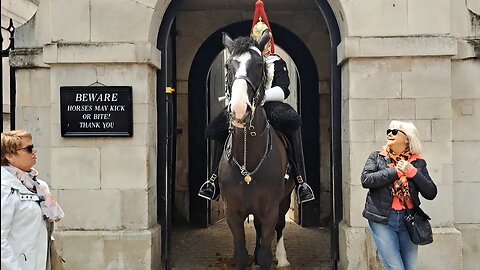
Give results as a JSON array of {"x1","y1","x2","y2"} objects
[{"x1": 250, "y1": 0, "x2": 275, "y2": 54}]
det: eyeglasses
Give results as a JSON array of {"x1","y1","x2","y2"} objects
[
  {"x1": 386, "y1": 129, "x2": 406, "y2": 136},
  {"x1": 17, "y1": 144, "x2": 35, "y2": 153}
]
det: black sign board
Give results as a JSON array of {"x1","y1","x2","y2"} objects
[{"x1": 60, "y1": 86, "x2": 133, "y2": 137}]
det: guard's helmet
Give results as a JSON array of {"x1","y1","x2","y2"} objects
[{"x1": 250, "y1": 0, "x2": 275, "y2": 54}]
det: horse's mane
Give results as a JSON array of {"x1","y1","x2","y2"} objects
[{"x1": 230, "y1": 36, "x2": 257, "y2": 56}]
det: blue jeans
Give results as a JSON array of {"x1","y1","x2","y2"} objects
[{"x1": 368, "y1": 210, "x2": 418, "y2": 270}]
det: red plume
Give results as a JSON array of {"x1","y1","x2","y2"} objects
[
  {"x1": 251, "y1": 0, "x2": 275, "y2": 53},
  {"x1": 251, "y1": 0, "x2": 271, "y2": 29}
]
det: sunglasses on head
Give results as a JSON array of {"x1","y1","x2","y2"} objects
[
  {"x1": 18, "y1": 144, "x2": 35, "y2": 153},
  {"x1": 386, "y1": 129, "x2": 406, "y2": 136}
]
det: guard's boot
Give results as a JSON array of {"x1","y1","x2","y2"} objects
[
  {"x1": 198, "y1": 141, "x2": 224, "y2": 201},
  {"x1": 287, "y1": 129, "x2": 315, "y2": 204}
]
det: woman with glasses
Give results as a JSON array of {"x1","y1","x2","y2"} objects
[
  {"x1": 1, "y1": 130, "x2": 64, "y2": 269},
  {"x1": 361, "y1": 121, "x2": 437, "y2": 270}
]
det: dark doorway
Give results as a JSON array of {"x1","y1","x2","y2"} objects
[{"x1": 157, "y1": 0, "x2": 342, "y2": 268}]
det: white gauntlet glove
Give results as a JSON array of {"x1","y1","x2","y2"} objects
[{"x1": 262, "y1": 86, "x2": 285, "y2": 105}]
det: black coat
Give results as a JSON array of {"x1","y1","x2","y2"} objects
[
  {"x1": 361, "y1": 150, "x2": 437, "y2": 224},
  {"x1": 270, "y1": 57, "x2": 290, "y2": 98}
]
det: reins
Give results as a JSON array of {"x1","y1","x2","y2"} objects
[{"x1": 229, "y1": 120, "x2": 272, "y2": 184}]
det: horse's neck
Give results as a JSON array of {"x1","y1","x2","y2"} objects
[{"x1": 230, "y1": 108, "x2": 269, "y2": 164}]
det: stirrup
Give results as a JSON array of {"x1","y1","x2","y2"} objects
[
  {"x1": 198, "y1": 181, "x2": 216, "y2": 200},
  {"x1": 198, "y1": 174, "x2": 219, "y2": 201},
  {"x1": 297, "y1": 181, "x2": 315, "y2": 204}
]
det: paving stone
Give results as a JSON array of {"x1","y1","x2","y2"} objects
[{"x1": 171, "y1": 218, "x2": 333, "y2": 270}]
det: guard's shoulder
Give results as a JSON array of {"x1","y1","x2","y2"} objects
[{"x1": 266, "y1": 54, "x2": 282, "y2": 63}]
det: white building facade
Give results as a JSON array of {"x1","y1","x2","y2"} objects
[{"x1": 2, "y1": 0, "x2": 479, "y2": 269}]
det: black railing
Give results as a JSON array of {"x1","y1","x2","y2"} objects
[{"x1": 1, "y1": 18, "x2": 16, "y2": 131}]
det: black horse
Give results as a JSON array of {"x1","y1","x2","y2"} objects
[{"x1": 219, "y1": 31, "x2": 295, "y2": 270}]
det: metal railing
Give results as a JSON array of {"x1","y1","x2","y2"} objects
[{"x1": 1, "y1": 18, "x2": 16, "y2": 131}]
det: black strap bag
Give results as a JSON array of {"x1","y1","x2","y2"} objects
[{"x1": 404, "y1": 206, "x2": 433, "y2": 245}]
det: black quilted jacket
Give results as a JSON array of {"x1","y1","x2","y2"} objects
[{"x1": 361, "y1": 150, "x2": 437, "y2": 224}]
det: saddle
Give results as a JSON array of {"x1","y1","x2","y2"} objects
[{"x1": 205, "y1": 101, "x2": 301, "y2": 142}]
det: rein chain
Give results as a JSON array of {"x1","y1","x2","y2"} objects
[{"x1": 231, "y1": 121, "x2": 272, "y2": 184}]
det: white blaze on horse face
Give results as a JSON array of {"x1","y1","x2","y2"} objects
[{"x1": 229, "y1": 53, "x2": 252, "y2": 123}]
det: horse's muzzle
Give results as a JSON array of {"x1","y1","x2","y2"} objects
[{"x1": 230, "y1": 109, "x2": 251, "y2": 128}]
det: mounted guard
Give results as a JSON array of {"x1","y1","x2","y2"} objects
[{"x1": 198, "y1": 0, "x2": 315, "y2": 204}]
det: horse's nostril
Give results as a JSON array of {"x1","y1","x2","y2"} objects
[{"x1": 231, "y1": 102, "x2": 247, "y2": 118}]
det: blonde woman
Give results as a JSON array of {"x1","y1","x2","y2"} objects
[
  {"x1": 1, "y1": 130, "x2": 64, "y2": 269},
  {"x1": 361, "y1": 121, "x2": 437, "y2": 270}
]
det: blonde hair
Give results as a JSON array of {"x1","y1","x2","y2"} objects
[
  {"x1": 1, "y1": 130, "x2": 32, "y2": 166},
  {"x1": 388, "y1": 120, "x2": 422, "y2": 154}
]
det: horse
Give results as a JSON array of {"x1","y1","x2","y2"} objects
[{"x1": 218, "y1": 31, "x2": 296, "y2": 270}]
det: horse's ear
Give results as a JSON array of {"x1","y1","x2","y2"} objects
[
  {"x1": 222, "y1": 32, "x2": 234, "y2": 53},
  {"x1": 257, "y1": 29, "x2": 270, "y2": 53}
]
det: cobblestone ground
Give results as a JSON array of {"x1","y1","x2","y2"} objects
[{"x1": 170, "y1": 218, "x2": 332, "y2": 270}]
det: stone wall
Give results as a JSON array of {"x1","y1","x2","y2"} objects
[
  {"x1": 337, "y1": 0, "x2": 480, "y2": 268},
  {"x1": 1, "y1": 0, "x2": 39, "y2": 131},
  {"x1": 4, "y1": 0, "x2": 480, "y2": 269},
  {"x1": 9, "y1": 0, "x2": 167, "y2": 269}
]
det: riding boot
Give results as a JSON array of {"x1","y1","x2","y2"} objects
[
  {"x1": 198, "y1": 140, "x2": 224, "y2": 201},
  {"x1": 287, "y1": 129, "x2": 315, "y2": 204}
]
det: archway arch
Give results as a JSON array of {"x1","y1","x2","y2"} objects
[
  {"x1": 156, "y1": 0, "x2": 342, "y2": 266},
  {"x1": 187, "y1": 21, "x2": 321, "y2": 227}
]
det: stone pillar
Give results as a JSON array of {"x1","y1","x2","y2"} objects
[
  {"x1": 337, "y1": 36, "x2": 463, "y2": 270},
  {"x1": 451, "y1": 39, "x2": 480, "y2": 270},
  {"x1": 10, "y1": 42, "x2": 162, "y2": 270},
  {"x1": 7, "y1": 0, "x2": 169, "y2": 268}
]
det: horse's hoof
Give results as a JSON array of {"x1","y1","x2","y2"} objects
[{"x1": 276, "y1": 261, "x2": 290, "y2": 268}]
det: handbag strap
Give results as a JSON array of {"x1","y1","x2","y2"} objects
[
  {"x1": 400, "y1": 199, "x2": 431, "y2": 220},
  {"x1": 400, "y1": 198, "x2": 415, "y2": 216}
]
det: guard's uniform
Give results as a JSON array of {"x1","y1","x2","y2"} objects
[{"x1": 198, "y1": 0, "x2": 314, "y2": 204}]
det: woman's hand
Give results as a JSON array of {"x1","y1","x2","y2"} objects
[{"x1": 396, "y1": 160, "x2": 414, "y2": 174}]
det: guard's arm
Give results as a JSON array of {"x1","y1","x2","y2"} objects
[{"x1": 269, "y1": 58, "x2": 290, "y2": 99}]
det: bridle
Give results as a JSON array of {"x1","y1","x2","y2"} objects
[
  {"x1": 226, "y1": 47, "x2": 266, "y2": 127},
  {"x1": 225, "y1": 47, "x2": 271, "y2": 184}
]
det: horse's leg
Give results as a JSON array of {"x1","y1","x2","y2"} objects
[
  {"x1": 226, "y1": 210, "x2": 249, "y2": 270},
  {"x1": 256, "y1": 207, "x2": 279, "y2": 270},
  {"x1": 253, "y1": 217, "x2": 262, "y2": 266},
  {"x1": 275, "y1": 197, "x2": 291, "y2": 268}
]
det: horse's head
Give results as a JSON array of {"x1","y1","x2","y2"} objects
[{"x1": 223, "y1": 31, "x2": 270, "y2": 128}]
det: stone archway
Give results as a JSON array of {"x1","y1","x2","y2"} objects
[
  {"x1": 156, "y1": 0, "x2": 343, "y2": 267},
  {"x1": 187, "y1": 21, "x2": 322, "y2": 228}
]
